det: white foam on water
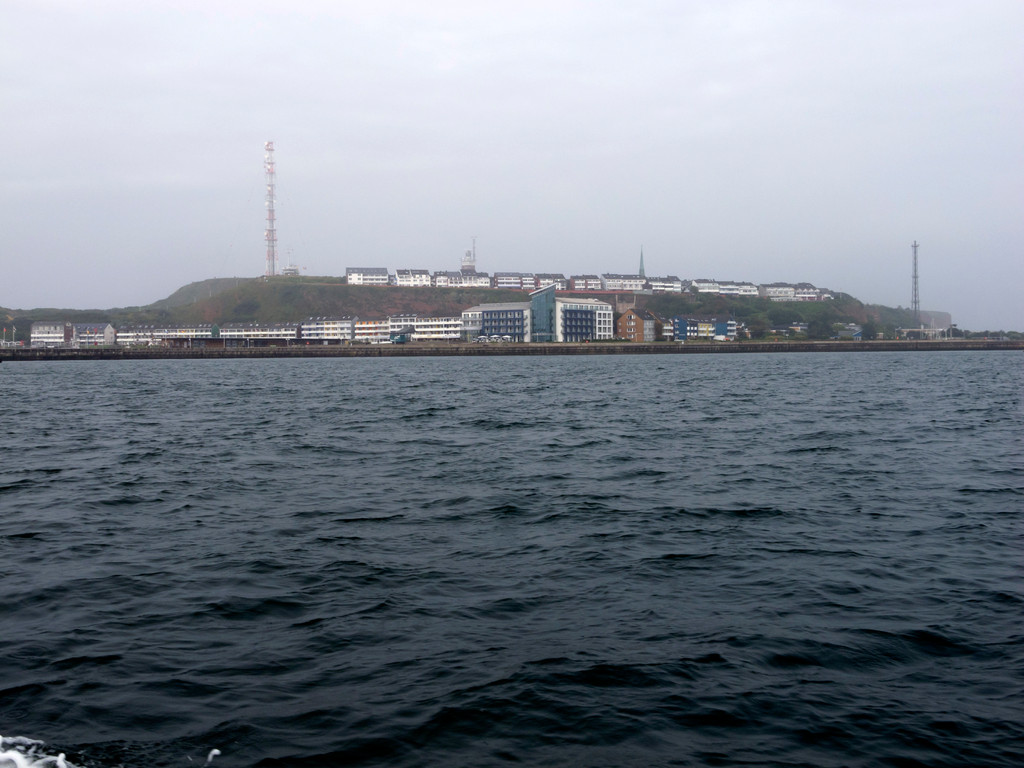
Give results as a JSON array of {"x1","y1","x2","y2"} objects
[{"x1": 0, "y1": 736, "x2": 73, "y2": 768}]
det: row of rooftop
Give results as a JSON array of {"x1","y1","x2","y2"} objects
[{"x1": 342, "y1": 268, "x2": 834, "y2": 301}]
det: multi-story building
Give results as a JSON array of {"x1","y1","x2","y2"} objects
[
  {"x1": 616, "y1": 308, "x2": 663, "y2": 342},
  {"x1": 570, "y1": 275, "x2": 603, "y2": 291},
  {"x1": 460, "y1": 307, "x2": 483, "y2": 340},
  {"x1": 72, "y1": 323, "x2": 116, "y2": 346},
  {"x1": 480, "y1": 302, "x2": 532, "y2": 342},
  {"x1": 717, "y1": 281, "x2": 759, "y2": 297},
  {"x1": 760, "y1": 282, "x2": 833, "y2": 301},
  {"x1": 646, "y1": 276, "x2": 684, "y2": 293},
  {"x1": 409, "y1": 316, "x2": 463, "y2": 341},
  {"x1": 794, "y1": 283, "x2": 832, "y2": 301},
  {"x1": 672, "y1": 316, "x2": 737, "y2": 341},
  {"x1": 437, "y1": 270, "x2": 493, "y2": 288},
  {"x1": 761, "y1": 283, "x2": 797, "y2": 301},
  {"x1": 465, "y1": 286, "x2": 613, "y2": 343},
  {"x1": 554, "y1": 298, "x2": 614, "y2": 342},
  {"x1": 395, "y1": 269, "x2": 431, "y2": 287},
  {"x1": 31, "y1": 321, "x2": 73, "y2": 347},
  {"x1": 345, "y1": 267, "x2": 390, "y2": 286},
  {"x1": 300, "y1": 317, "x2": 356, "y2": 344},
  {"x1": 116, "y1": 325, "x2": 158, "y2": 346},
  {"x1": 432, "y1": 271, "x2": 462, "y2": 288},
  {"x1": 601, "y1": 274, "x2": 646, "y2": 291},
  {"x1": 353, "y1": 319, "x2": 390, "y2": 344},
  {"x1": 219, "y1": 322, "x2": 299, "y2": 346},
  {"x1": 116, "y1": 325, "x2": 217, "y2": 346},
  {"x1": 690, "y1": 279, "x2": 720, "y2": 294},
  {"x1": 535, "y1": 273, "x2": 568, "y2": 290},
  {"x1": 493, "y1": 272, "x2": 535, "y2": 290},
  {"x1": 460, "y1": 270, "x2": 492, "y2": 288}
]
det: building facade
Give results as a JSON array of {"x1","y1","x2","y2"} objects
[
  {"x1": 570, "y1": 275, "x2": 603, "y2": 291},
  {"x1": 395, "y1": 269, "x2": 431, "y2": 287},
  {"x1": 601, "y1": 274, "x2": 646, "y2": 291},
  {"x1": 300, "y1": 317, "x2": 356, "y2": 344},
  {"x1": 346, "y1": 267, "x2": 390, "y2": 286},
  {"x1": 31, "y1": 321, "x2": 73, "y2": 348},
  {"x1": 672, "y1": 316, "x2": 737, "y2": 341},
  {"x1": 616, "y1": 308, "x2": 662, "y2": 342}
]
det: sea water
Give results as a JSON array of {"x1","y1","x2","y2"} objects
[{"x1": 1, "y1": 352, "x2": 1022, "y2": 767}]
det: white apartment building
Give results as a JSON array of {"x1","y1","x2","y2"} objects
[
  {"x1": 432, "y1": 271, "x2": 462, "y2": 287},
  {"x1": 760, "y1": 282, "x2": 832, "y2": 301},
  {"x1": 718, "y1": 281, "x2": 759, "y2": 297},
  {"x1": 410, "y1": 316, "x2": 463, "y2": 341},
  {"x1": 494, "y1": 272, "x2": 535, "y2": 290},
  {"x1": 300, "y1": 317, "x2": 356, "y2": 344},
  {"x1": 459, "y1": 271, "x2": 492, "y2": 288},
  {"x1": 570, "y1": 275, "x2": 603, "y2": 291},
  {"x1": 31, "y1": 321, "x2": 72, "y2": 347},
  {"x1": 353, "y1": 319, "x2": 390, "y2": 344},
  {"x1": 646, "y1": 276, "x2": 684, "y2": 293},
  {"x1": 762, "y1": 283, "x2": 797, "y2": 301},
  {"x1": 554, "y1": 298, "x2": 614, "y2": 342},
  {"x1": 395, "y1": 269, "x2": 431, "y2": 287},
  {"x1": 346, "y1": 267, "x2": 390, "y2": 286},
  {"x1": 690, "y1": 279, "x2": 721, "y2": 294},
  {"x1": 461, "y1": 308, "x2": 483, "y2": 339},
  {"x1": 601, "y1": 274, "x2": 646, "y2": 291},
  {"x1": 536, "y1": 273, "x2": 568, "y2": 290},
  {"x1": 73, "y1": 323, "x2": 116, "y2": 346},
  {"x1": 219, "y1": 323, "x2": 299, "y2": 344}
]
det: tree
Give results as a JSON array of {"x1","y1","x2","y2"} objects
[{"x1": 807, "y1": 318, "x2": 834, "y2": 339}]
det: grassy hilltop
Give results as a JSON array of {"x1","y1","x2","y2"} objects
[{"x1": 1, "y1": 274, "x2": 960, "y2": 342}]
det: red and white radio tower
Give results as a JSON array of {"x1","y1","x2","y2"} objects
[{"x1": 264, "y1": 141, "x2": 277, "y2": 277}]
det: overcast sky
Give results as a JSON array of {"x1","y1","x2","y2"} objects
[{"x1": 3, "y1": 0, "x2": 1022, "y2": 329}]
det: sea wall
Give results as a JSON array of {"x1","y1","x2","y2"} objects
[{"x1": 3, "y1": 340, "x2": 1022, "y2": 362}]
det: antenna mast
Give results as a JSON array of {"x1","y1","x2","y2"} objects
[
  {"x1": 264, "y1": 141, "x2": 277, "y2": 277},
  {"x1": 911, "y1": 240, "x2": 920, "y2": 327},
  {"x1": 462, "y1": 236, "x2": 477, "y2": 272}
]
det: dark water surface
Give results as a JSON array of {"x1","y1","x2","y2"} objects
[{"x1": 2, "y1": 352, "x2": 1022, "y2": 767}]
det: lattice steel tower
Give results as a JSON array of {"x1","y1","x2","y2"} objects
[
  {"x1": 264, "y1": 141, "x2": 277, "y2": 277},
  {"x1": 911, "y1": 240, "x2": 920, "y2": 327}
]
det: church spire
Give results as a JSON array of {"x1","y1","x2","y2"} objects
[{"x1": 639, "y1": 246, "x2": 646, "y2": 278}]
